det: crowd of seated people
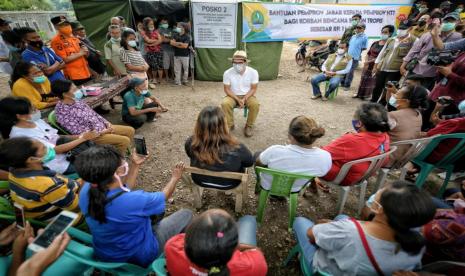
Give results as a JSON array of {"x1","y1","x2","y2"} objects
[{"x1": 1, "y1": 1, "x2": 465, "y2": 274}]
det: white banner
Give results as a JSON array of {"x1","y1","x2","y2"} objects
[
  {"x1": 192, "y1": 2, "x2": 237, "y2": 48},
  {"x1": 242, "y1": 3, "x2": 412, "y2": 42}
]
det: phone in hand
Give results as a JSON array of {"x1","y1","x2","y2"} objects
[
  {"x1": 14, "y1": 203, "x2": 25, "y2": 230},
  {"x1": 134, "y1": 135, "x2": 148, "y2": 156},
  {"x1": 28, "y1": 211, "x2": 78, "y2": 252}
]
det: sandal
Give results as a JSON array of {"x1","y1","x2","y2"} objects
[{"x1": 315, "y1": 178, "x2": 330, "y2": 193}]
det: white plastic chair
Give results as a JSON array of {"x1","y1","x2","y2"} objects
[
  {"x1": 320, "y1": 146, "x2": 397, "y2": 215},
  {"x1": 372, "y1": 135, "x2": 438, "y2": 195}
]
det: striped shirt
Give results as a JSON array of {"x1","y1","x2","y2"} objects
[
  {"x1": 120, "y1": 48, "x2": 146, "y2": 74},
  {"x1": 8, "y1": 168, "x2": 81, "y2": 223}
]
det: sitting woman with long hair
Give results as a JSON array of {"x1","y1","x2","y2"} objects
[
  {"x1": 293, "y1": 180, "x2": 436, "y2": 275},
  {"x1": 185, "y1": 106, "x2": 254, "y2": 189},
  {"x1": 11, "y1": 61, "x2": 58, "y2": 109},
  {"x1": 0, "y1": 96, "x2": 98, "y2": 174},
  {"x1": 75, "y1": 145, "x2": 193, "y2": 267},
  {"x1": 165, "y1": 209, "x2": 268, "y2": 276}
]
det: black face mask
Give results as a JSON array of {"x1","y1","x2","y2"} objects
[
  {"x1": 28, "y1": 40, "x2": 44, "y2": 49},
  {"x1": 418, "y1": 20, "x2": 427, "y2": 27}
]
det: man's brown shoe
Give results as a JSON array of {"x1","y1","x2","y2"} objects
[{"x1": 244, "y1": 126, "x2": 253, "y2": 137}]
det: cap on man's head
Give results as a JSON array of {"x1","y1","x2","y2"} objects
[
  {"x1": 128, "y1": 77, "x2": 146, "y2": 88},
  {"x1": 440, "y1": 1, "x2": 452, "y2": 8},
  {"x1": 229, "y1": 50, "x2": 250, "y2": 62},
  {"x1": 70, "y1": 21, "x2": 85, "y2": 31},
  {"x1": 443, "y1": 12, "x2": 460, "y2": 21},
  {"x1": 356, "y1": 22, "x2": 366, "y2": 29},
  {"x1": 0, "y1": 18, "x2": 12, "y2": 26},
  {"x1": 51, "y1": 15, "x2": 69, "y2": 26}
]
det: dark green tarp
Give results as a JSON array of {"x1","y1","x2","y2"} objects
[{"x1": 71, "y1": 0, "x2": 282, "y2": 81}]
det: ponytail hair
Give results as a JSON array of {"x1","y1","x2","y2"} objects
[
  {"x1": 289, "y1": 115, "x2": 325, "y2": 146},
  {"x1": 74, "y1": 145, "x2": 122, "y2": 223},
  {"x1": 380, "y1": 180, "x2": 436, "y2": 255},
  {"x1": 185, "y1": 209, "x2": 238, "y2": 276}
]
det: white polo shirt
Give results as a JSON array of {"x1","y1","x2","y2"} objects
[
  {"x1": 258, "y1": 144, "x2": 332, "y2": 192},
  {"x1": 223, "y1": 66, "x2": 259, "y2": 96}
]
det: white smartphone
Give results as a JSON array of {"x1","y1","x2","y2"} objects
[
  {"x1": 13, "y1": 203, "x2": 25, "y2": 230},
  {"x1": 28, "y1": 210, "x2": 78, "y2": 252}
]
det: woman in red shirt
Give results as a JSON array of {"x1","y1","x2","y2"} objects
[
  {"x1": 141, "y1": 17, "x2": 163, "y2": 84},
  {"x1": 322, "y1": 103, "x2": 390, "y2": 186},
  {"x1": 165, "y1": 209, "x2": 268, "y2": 276}
]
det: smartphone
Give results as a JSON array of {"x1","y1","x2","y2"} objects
[
  {"x1": 28, "y1": 211, "x2": 78, "y2": 252},
  {"x1": 14, "y1": 203, "x2": 25, "y2": 230},
  {"x1": 134, "y1": 135, "x2": 148, "y2": 156}
]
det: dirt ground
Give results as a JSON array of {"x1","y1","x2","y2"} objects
[{"x1": 0, "y1": 42, "x2": 455, "y2": 275}]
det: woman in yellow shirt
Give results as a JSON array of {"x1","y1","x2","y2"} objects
[{"x1": 11, "y1": 61, "x2": 58, "y2": 110}]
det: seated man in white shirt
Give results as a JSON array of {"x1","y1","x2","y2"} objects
[
  {"x1": 221, "y1": 50, "x2": 259, "y2": 137},
  {"x1": 310, "y1": 42, "x2": 353, "y2": 101}
]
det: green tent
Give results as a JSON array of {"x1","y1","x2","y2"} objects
[{"x1": 71, "y1": 0, "x2": 282, "y2": 81}]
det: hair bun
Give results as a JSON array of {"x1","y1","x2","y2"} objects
[{"x1": 310, "y1": 127, "x2": 325, "y2": 138}]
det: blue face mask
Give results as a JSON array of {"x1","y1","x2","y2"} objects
[
  {"x1": 140, "y1": 90, "x2": 149, "y2": 95},
  {"x1": 381, "y1": 34, "x2": 389, "y2": 40},
  {"x1": 352, "y1": 119, "x2": 362, "y2": 132},
  {"x1": 174, "y1": 27, "x2": 181, "y2": 33},
  {"x1": 32, "y1": 75, "x2": 46, "y2": 84},
  {"x1": 28, "y1": 110, "x2": 42, "y2": 122},
  {"x1": 389, "y1": 95, "x2": 398, "y2": 108},
  {"x1": 74, "y1": 89, "x2": 84, "y2": 100}
]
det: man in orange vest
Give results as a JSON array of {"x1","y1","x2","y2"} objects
[{"x1": 50, "y1": 16, "x2": 91, "y2": 86}]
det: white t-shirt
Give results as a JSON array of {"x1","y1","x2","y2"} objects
[
  {"x1": 258, "y1": 144, "x2": 332, "y2": 192},
  {"x1": 223, "y1": 66, "x2": 259, "y2": 96},
  {"x1": 9, "y1": 119, "x2": 70, "y2": 174}
]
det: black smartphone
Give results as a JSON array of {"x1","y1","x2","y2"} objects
[{"x1": 134, "y1": 135, "x2": 148, "y2": 156}]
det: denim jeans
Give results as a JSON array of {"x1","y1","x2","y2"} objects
[
  {"x1": 293, "y1": 215, "x2": 350, "y2": 271},
  {"x1": 238, "y1": 215, "x2": 257, "y2": 246},
  {"x1": 153, "y1": 209, "x2": 194, "y2": 256},
  {"x1": 311, "y1": 73, "x2": 342, "y2": 97},
  {"x1": 342, "y1": 59, "x2": 359, "y2": 88}
]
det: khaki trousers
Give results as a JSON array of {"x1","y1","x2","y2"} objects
[
  {"x1": 221, "y1": 96, "x2": 260, "y2": 128},
  {"x1": 93, "y1": 125, "x2": 135, "y2": 153}
]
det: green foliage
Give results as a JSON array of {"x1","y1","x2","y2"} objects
[{"x1": 0, "y1": 0, "x2": 57, "y2": 11}]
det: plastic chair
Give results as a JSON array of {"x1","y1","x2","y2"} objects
[
  {"x1": 411, "y1": 133, "x2": 465, "y2": 197},
  {"x1": 181, "y1": 166, "x2": 249, "y2": 213},
  {"x1": 0, "y1": 180, "x2": 9, "y2": 190},
  {"x1": 48, "y1": 110, "x2": 70, "y2": 134},
  {"x1": 372, "y1": 136, "x2": 438, "y2": 195},
  {"x1": 283, "y1": 245, "x2": 331, "y2": 276},
  {"x1": 255, "y1": 167, "x2": 314, "y2": 231},
  {"x1": 151, "y1": 257, "x2": 167, "y2": 276},
  {"x1": 234, "y1": 106, "x2": 249, "y2": 117},
  {"x1": 320, "y1": 146, "x2": 397, "y2": 215},
  {"x1": 61, "y1": 227, "x2": 162, "y2": 275},
  {"x1": 324, "y1": 81, "x2": 339, "y2": 100}
]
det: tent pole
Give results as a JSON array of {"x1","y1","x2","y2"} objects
[
  {"x1": 189, "y1": 0, "x2": 195, "y2": 90},
  {"x1": 128, "y1": 0, "x2": 136, "y2": 29}
]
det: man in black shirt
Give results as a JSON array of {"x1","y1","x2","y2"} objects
[
  {"x1": 170, "y1": 23, "x2": 191, "y2": 85},
  {"x1": 71, "y1": 21, "x2": 106, "y2": 78},
  {"x1": 341, "y1": 14, "x2": 362, "y2": 44}
]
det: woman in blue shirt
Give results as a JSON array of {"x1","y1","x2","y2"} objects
[{"x1": 74, "y1": 145, "x2": 193, "y2": 267}]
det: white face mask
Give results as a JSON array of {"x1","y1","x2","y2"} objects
[
  {"x1": 28, "y1": 110, "x2": 42, "y2": 122},
  {"x1": 397, "y1": 29, "x2": 408, "y2": 38},
  {"x1": 233, "y1": 63, "x2": 245, "y2": 73},
  {"x1": 128, "y1": 40, "x2": 137, "y2": 48},
  {"x1": 114, "y1": 161, "x2": 130, "y2": 192},
  {"x1": 337, "y1": 48, "x2": 346, "y2": 55}
]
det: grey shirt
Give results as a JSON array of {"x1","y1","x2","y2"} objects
[{"x1": 313, "y1": 219, "x2": 423, "y2": 276}]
